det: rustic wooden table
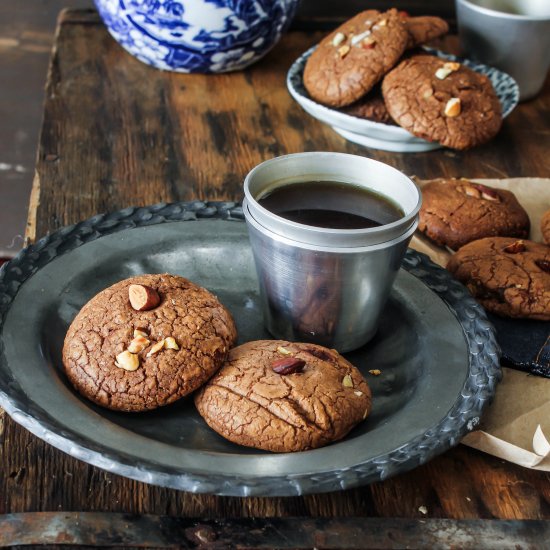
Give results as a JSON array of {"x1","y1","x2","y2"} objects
[{"x1": 1, "y1": 9, "x2": 549, "y2": 548}]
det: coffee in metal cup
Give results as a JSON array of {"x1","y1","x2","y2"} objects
[{"x1": 243, "y1": 152, "x2": 421, "y2": 352}]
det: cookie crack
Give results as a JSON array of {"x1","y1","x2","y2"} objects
[
  {"x1": 484, "y1": 241, "x2": 537, "y2": 309},
  {"x1": 210, "y1": 381, "x2": 326, "y2": 433}
]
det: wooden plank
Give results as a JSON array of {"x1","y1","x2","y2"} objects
[
  {"x1": 23, "y1": 170, "x2": 40, "y2": 246},
  {"x1": 1, "y1": 513, "x2": 549, "y2": 548},
  {"x1": 5, "y1": 7, "x2": 550, "y2": 525},
  {"x1": 295, "y1": 0, "x2": 456, "y2": 28},
  {"x1": 0, "y1": 2, "x2": 74, "y2": 257}
]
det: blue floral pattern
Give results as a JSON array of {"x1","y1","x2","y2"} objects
[{"x1": 95, "y1": 0, "x2": 299, "y2": 72}]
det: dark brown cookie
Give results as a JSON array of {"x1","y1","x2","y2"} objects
[
  {"x1": 303, "y1": 9, "x2": 409, "y2": 108},
  {"x1": 541, "y1": 210, "x2": 550, "y2": 245},
  {"x1": 63, "y1": 274, "x2": 237, "y2": 412},
  {"x1": 341, "y1": 86, "x2": 394, "y2": 124},
  {"x1": 447, "y1": 237, "x2": 550, "y2": 320},
  {"x1": 194, "y1": 340, "x2": 372, "y2": 452},
  {"x1": 382, "y1": 55, "x2": 502, "y2": 149},
  {"x1": 404, "y1": 15, "x2": 449, "y2": 48},
  {"x1": 419, "y1": 178, "x2": 530, "y2": 250}
]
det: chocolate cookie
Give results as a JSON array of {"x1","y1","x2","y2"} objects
[
  {"x1": 341, "y1": 86, "x2": 394, "y2": 124},
  {"x1": 63, "y1": 274, "x2": 237, "y2": 412},
  {"x1": 382, "y1": 55, "x2": 502, "y2": 149},
  {"x1": 541, "y1": 210, "x2": 550, "y2": 245},
  {"x1": 303, "y1": 9, "x2": 409, "y2": 108},
  {"x1": 194, "y1": 340, "x2": 372, "y2": 452},
  {"x1": 419, "y1": 178, "x2": 530, "y2": 250},
  {"x1": 404, "y1": 15, "x2": 449, "y2": 48},
  {"x1": 447, "y1": 237, "x2": 550, "y2": 320}
]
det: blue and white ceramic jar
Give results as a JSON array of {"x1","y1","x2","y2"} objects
[{"x1": 95, "y1": 0, "x2": 300, "y2": 73}]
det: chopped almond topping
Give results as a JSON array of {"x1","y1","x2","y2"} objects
[
  {"x1": 332, "y1": 32, "x2": 346, "y2": 47},
  {"x1": 115, "y1": 350, "x2": 139, "y2": 371},
  {"x1": 503, "y1": 241, "x2": 526, "y2": 254},
  {"x1": 362, "y1": 37, "x2": 376, "y2": 49},
  {"x1": 164, "y1": 337, "x2": 179, "y2": 350},
  {"x1": 338, "y1": 45, "x2": 351, "y2": 58},
  {"x1": 435, "y1": 67, "x2": 453, "y2": 80},
  {"x1": 422, "y1": 87, "x2": 434, "y2": 99},
  {"x1": 444, "y1": 61, "x2": 461, "y2": 71},
  {"x1": 342, "y1": 374, "x2": 354, "y2": 387},
  {"x1": 128, "y1": 336, "x2": 150, "y2": 354},
  {"x1": 147, "y1": 340, "x2": 165, "y2": 357},
  {"x1": 350, "y1": 30, "x2": 371, "y2": 46},
  {"x1": 444, "y1": 98, "x2": 461, "y2": 117}
]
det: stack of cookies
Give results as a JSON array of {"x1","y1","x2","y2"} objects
[
  {"x1": 63, "y1": 273, "x2": 372, "y2": 452},
  {"x1": 417, "y1": 178, "x2": 550, "y2": 320},
  {"x1": 303, "y1": 9, "x2": 503, "y2": 150}
]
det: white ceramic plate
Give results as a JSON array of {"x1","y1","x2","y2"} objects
[{"x1": 287, "y1": 47, "x2": 519, "y2": 153}]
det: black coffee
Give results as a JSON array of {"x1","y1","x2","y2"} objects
[{"x1": 258, "y1": 180, "x2": 404, "y2": 229}]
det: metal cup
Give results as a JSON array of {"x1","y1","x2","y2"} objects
[
  {"x1": 456, "y1": 0, "x2": 550, "y2": 101},
  {"x1": 243, "y1": 152, "x2": 421, "y2": 352}
]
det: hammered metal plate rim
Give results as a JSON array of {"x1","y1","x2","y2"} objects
[{"x1": 0, "y1": 202, "x2": 501, "y2": 496}]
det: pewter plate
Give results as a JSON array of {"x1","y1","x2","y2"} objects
[
  {"x1": 287, "y1": 47, "x2": 519, "y2": 152},
  {"x1": 0, "y1": 203, "x2": 500, "y2": 496}
]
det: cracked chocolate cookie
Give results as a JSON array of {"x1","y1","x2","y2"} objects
[
  {"x1": 194, "y1": 340, "x2": 372, "y2": 452},
  {"x1": 341, "y1": 85, "x2": 394, "y2": 124},
  {"x1": 447, "y1": 237, "x2": 550, "y2": 320},
  {"x1": 419, "y1": 178, "x2": 530, "y2": 250},
  {"x1": 382, "y1": 55, "x2": 502, "y2": 149},
  {"x1": 404, "y1": 15, "x2": 449, "y2": 48},
  {"x1": 303, "y1": 9, "x2": 409, "y2": 108},
  {"x1": 63, "y1": 274, "x2": 237, "y2": 412},
  {"x1": 541, "y1": 209, "x2": 550, "y2": 245}
]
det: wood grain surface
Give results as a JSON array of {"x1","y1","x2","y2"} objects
[
  {"x1": 28, "y1": 10, "x2": 550, "y2": 241},
  {"x1": 1, "y1": 8, "x2": 550, "y2": 542},
  {"x1": 2, "y1": 513, "x2": 549, "y2": 548}
]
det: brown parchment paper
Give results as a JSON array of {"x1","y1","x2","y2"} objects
[{"x1": 410, "y1": 177, "x2": 550, "y2": 471}]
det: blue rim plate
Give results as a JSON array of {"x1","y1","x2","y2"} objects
[{"x1": 287, "y1": 46, "x2": 519, "y2": 152}]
